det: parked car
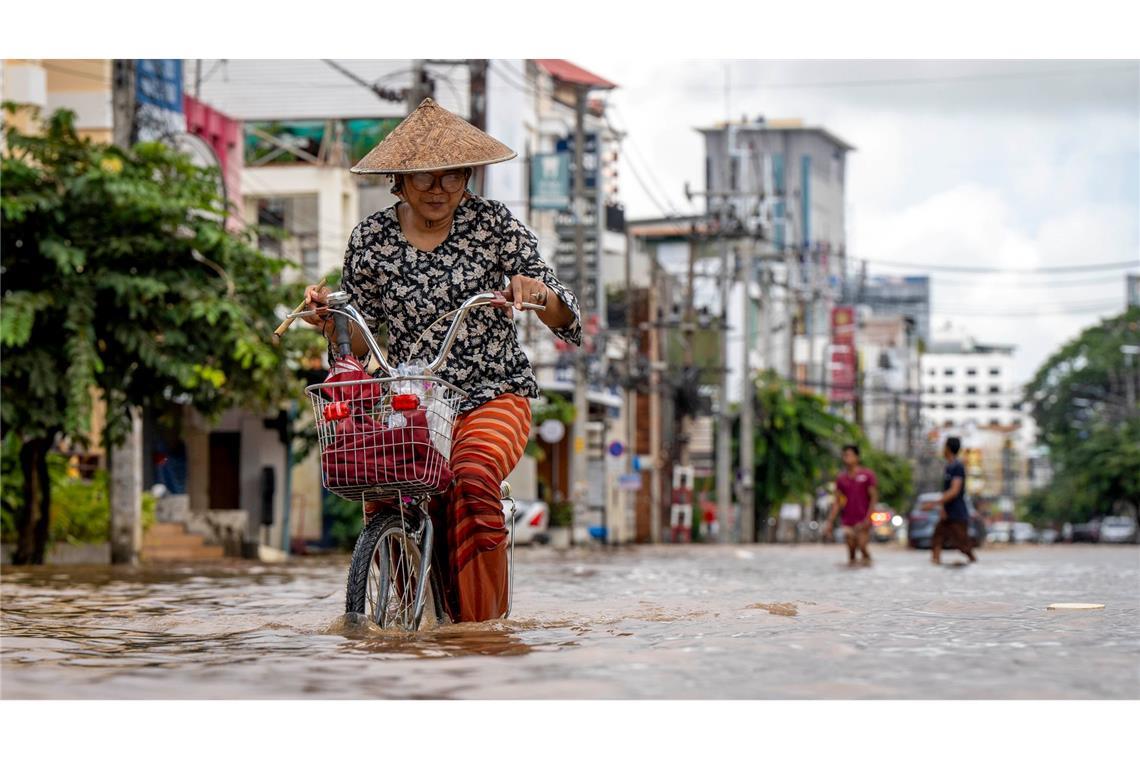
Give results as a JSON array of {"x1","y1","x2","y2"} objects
[
  {"x1": 1072, "y1": 519, "x2": 1102, "y2": 543},
  {"x1": 869, "y1": 507, "x2": 899, "y2": 543},
  {"x1": 1099, "y1": 516, "x2": 1139, "y2": 544},
  {"x1": 1012, "y1": 522, "x2": 1038, "y2": 544},
  {"x1": 502, "y1": 498, "x2": 550, "y2": 546},
  {"x1": 907, "y1": 492, "x2": 986, "y2": 550},
  {"x1": 1038, "y1": 527, "x2": 1059, "y2": 544},
  {"x1": 988, "y1": 521, "x2": 1012, "y2": 544}
]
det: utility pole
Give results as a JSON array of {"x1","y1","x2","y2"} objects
[
  {"x1": 715, "y1": 197, "x2": 732, "y2": 544},
  {"x1": 467, "y1": 59, "x2": 488, "y2": 195},
  {"x1": 407, "y1": 60, "x2": 434, "y2": 112},
  {"x1": 622, "y1": 225, "x2": 637, "y2": 547},
  {"x1": 648, "y1": 250, "x2": 663, "y2": 544},
  {"x1": 739, "y1": 235, "x2": 755, "y2": 543},
  {"x1": 110, "y1": 60, "x2": 142, "y2": 565},
  {"x1": 571, "y1": 83, "x2": 589, "y2": 547}
]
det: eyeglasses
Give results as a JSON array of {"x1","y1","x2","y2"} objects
[{"x1": 408, "y1": 172, "x2": 467, "y2": 193}]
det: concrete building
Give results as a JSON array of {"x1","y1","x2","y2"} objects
[
  {"x1": 516, "y1": 60, "x2": 642, "y2": 544},
  {"x1": 920, "y1": 334, "x2": 1021, "y2": 430},
  {"x1": 857, "y1": 311, "x2": 922, "y2": 456},
  {"x1": 697, "y1": 117, "x2": 854, "y2": 395},
  {"x1": 850, "y1": 275, "x2": 932, "y2": 344},
  {"x1": 1, "y1": 59, "x2": 113, "y2": 142}
]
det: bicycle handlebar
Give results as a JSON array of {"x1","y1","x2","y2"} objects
[{"x1": 293, "y1": 290, "x2": 545, "y2": 376}]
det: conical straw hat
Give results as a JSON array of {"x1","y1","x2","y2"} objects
[{"x1": 351, "y1": 97, "x2": 517, "y2": 174}]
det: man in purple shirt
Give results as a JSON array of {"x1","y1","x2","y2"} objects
[{"x1": 823, "y1": 444, "x2": 879, "y2": 565}]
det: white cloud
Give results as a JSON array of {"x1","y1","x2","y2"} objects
[{"x1": 584, "y1": 59, "x2": 1139, "y2": 382}]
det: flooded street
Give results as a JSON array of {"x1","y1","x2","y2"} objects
[{"x1": 3, "y1": 544, "x2": 1138, "y2": 699}]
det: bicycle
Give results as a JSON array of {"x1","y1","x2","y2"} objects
[{"x1": 297, "y1": 290, "x2": 543, "y2": 631}]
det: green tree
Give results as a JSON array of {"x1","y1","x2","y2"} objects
[
  {"x1": 744, "y1": 371, "x2": 860, "y2": 540},
  {"x1": 1, "y1": 105, "x2": 322, "y2": 564},
  {"x1": 1022, "y1": 307, "x2": 1140, "y2": 523},
  {"x1": 859, "y1": 446, "x2": 914, "y2": 510}
]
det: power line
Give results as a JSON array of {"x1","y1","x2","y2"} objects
[
  {"x1": 933, "y1": 273, "x2": 1131, "y2": 289},
  {"x1": 859, "y1": 257, "x2": 1139, "y2": 274},
  {"x1": 689, "y1": 63, "x2": 1137, "y2": 93}
]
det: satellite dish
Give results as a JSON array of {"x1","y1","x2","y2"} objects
[{"x1": 167, "y1": 131, "x2": 228, "y2": 217}]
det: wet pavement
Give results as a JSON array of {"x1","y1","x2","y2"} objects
[{"x1": 2, "y1": 544, "x2": 1138, "y2": 698}]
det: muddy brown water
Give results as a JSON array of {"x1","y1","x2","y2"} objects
[{"x1": 2, "y1": 544, "x2": 1138, "y2": 698}]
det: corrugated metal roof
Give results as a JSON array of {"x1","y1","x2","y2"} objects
[
  {"x1": 189, "y1": 59, "x2": 469, "y2": 121},
  {"x1": 533, "y1": 59, "x2": 617, "y2": 90}
]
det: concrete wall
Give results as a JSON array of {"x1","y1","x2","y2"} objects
[
  {"x1": 243, "y1": 164, "x2": 359, "y2": 281},
  {"x1": 183, "y1": 406, "x2": 289, "y2": 547}
]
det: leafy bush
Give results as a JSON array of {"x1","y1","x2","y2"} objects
[{"x1": 1, "y1": 434, "x2": 155, "y2": 546}]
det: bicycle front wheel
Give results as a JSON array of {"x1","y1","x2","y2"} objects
[{"x1": 345, "y1": 514, "x2": 441, "y2": 631}]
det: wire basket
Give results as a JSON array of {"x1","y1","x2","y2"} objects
[{"x1": 306, "y1": 376, "x2": 461, "y2": 503}]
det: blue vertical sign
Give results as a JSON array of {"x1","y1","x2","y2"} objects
[{"x1": 135, "y1": 59, "x2": 185, "y2": 141}]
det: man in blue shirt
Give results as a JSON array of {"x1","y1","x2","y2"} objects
[{"x1": 932, "y1": 436, "x2": 977, "y2": 565}]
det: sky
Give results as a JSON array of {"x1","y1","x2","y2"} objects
[{"x1": 575, "y1": 59, "x2": 1140, "y2": 383}]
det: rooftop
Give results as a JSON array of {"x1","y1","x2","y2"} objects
[
  {"x1": 534, "y1": 60, "x2": 617, "y2": 90},
  {"x1": 696, "y1": 116, "x2": 855, "y2": 152}
]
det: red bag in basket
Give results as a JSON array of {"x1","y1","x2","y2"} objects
[{"x1": 321, "y1": 408, "x2": 453, "y2": 493}]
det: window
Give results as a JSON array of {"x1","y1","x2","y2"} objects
[
  {"x1": 966, "y1": 402, "x2": 978, "y2": 409},
  {"x1": 966, "y1": 386, "x2": 978, "y2": 395},
  {"x1": 989, "y1": 368, "x2": 1000, "y2": 376},
  {"x1": 943, "y1": 420, "x2": 954, "y2": 428},
  {"x1": 944, "y1": 403, "x2": 957, "y2": 410},
  {"x1": 988, "y1": 385, "x2": 1000, "y2": 394},
  {"x1": 927, "y1": 368, "x2": 936, "y2": 376},
  {"x1": 943, "y1": 386, "x2": 954, "y2": 394},
  {"x1": 988, "y1": 401, "x2": 1001, "y2": 409},
  {"x1": 302, "y1": 248, "x2": 320, "y2": 281},
  {"x1": 927, "y1": 386, "x2": 937, "y2": 395},
  {"x1": 966, "y1": 368, "x2": 977, "y2": 376},
  {"x1": 989, "y1": 418, "x2": 1001, "y2": 426},
  {"x1": 943, "y1": 368, "x2": 955, "y2": 376}
]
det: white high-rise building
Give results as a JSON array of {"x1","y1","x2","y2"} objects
[{"x1": 920, "y1": 335, "x2": 1020, "y2": 430}]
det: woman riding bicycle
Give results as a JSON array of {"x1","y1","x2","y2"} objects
[{"x1": 301, "y1": 98, "x2": 581, "y2": 623}]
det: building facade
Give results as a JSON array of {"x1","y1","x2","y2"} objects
[
  {"x1": 920, "y1": 337, "x2": 1020, "y2": 429},
  {"x1": 698, "y1": 118, "x2": 854, "y2": 395}
]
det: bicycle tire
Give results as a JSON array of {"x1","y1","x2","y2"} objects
[{"x1": 345, "y1": 514, "x2": 440, "y2": 631}]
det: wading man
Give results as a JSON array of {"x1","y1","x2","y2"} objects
[
  {"x1": 932, "y1": 436, "x2": 977, "y2": 565},
  {"x1": 823, "y1": 444, "x2": 878, "y2": 565}
]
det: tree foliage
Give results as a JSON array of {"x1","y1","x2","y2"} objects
[
  {"x1": 859, "y1": 446, "x2": 914, "y2": 510},
  {"x1": 743, "y1": 371, "x2": 860, "y2": 538},
  {"x1": 1022, "y1": 308, "x2": 1140, "y2": 522},
  {"x1": 1, "y1": 104, "x2": 324, "y2": 562}
]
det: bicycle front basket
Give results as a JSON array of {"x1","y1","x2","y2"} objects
[{"x1": 306, "y1": 376, "x2": 462, "y2": 502}]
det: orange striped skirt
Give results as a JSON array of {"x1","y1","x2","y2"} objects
[{"x1": 429, "y1": 393, "x2": 531, "y2": 623}]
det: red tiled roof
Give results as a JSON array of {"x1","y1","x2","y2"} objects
[{"x1": 534, "y1": 59, "x2": 617, "y2": 90}]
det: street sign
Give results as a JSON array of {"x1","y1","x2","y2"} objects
[
  {"x1": 537, "y1": 418, "x2": 566, "y2": 444},
  {"x1": 619, "y1": 473, "x2": 641, "y2": 491},
  {"x1": 608, "y1": 441, "x2": 624, "y2": 457},
  {"x1": 530, "y1": 152, "x2": 570, "y2": 210}
]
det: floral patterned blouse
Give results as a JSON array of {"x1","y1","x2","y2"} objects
[{"x1": 341, "y1": 195, "x2": 582, "y2": 414}]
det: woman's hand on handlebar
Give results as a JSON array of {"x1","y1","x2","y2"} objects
[
  {"x1": 301, "y1": 283, "x2": 331, "y2": 326},
  {"x1": 494, "y1": 274, "x2": 549, "y2": 314}
]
